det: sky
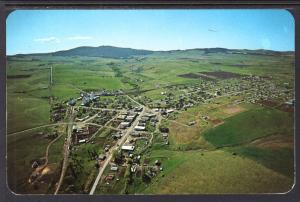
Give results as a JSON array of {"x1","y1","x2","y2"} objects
[{"x1": 6, "y1": 9, "x2": 295, "y2": 55}]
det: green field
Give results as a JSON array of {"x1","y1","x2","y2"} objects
[
  {"x1": 141, "y1": 149, "x2": 293, "y2": 194},
  {"x1": 204, "y1": 108, "x2": 294, "y2": 147},
  {"x1": 7, "y1": 126, "x2": 64, "y2": 194}
]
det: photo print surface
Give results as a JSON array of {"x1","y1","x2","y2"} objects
[{"x1": 6, "y1": 9, "x2": 295, "y2": 194}]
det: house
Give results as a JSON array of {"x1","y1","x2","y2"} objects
[
  {"x1": 105, "y1": 174, "x2": 115, "y2": 181},
  {"x1": 120, "y1": 111, "x2": 128, "y2": 116},
  {"x1": 134, "y1": 125, "x2": 146, "y2": 131},
  {"x1": 31, "y1": 161, "x2": 39, "y2": 169},
  {"x1": 121, "y1": 145, "x2": 135, "y2": 151},
  {"x1": 131, "y1": 165, "x2": 137, "y2": 173},
  {"x1": 78, "y1": 139, "x2": 87, "y2": 144},
  {"x1": 125, "y1": 116, "x2": 134, "y2": 122},
  {"x1": 137, "y1": 122, "x2": 146, "y2": 127},
  {"x1": 134, "y1": 107, "x2": 143, "y2": 112},
  {"x1": 285, "y1": 99, "x2": 295, "y2": 106},
  {"x1": 215, "y1": 90, "x2": 222, "y2": 96},
  {"x1": 72, "y1": 125, "x2": 79, "y2": 132},
  {"x1": 166, "y1": 109, "x2": 174, "y2": 113},
  {"x1": 110, "y1": 164, "x2": 118, "y2": 171},
  {"x1": 117, "y1": 114, "x2": 127, "y2": 120},
  {"x1": 104, "y1": 146, "x2": 110, "y2": 152},
  {"x1": 159, "y1": 127, "x2": 169, "y2": 133},
  {"x1": 155, "y1": 160, "x2": 161, "y2": 166},
  {"x1": 188, "y1": 121, "x2": 196, "y2": 126},
  {"x1": 81, "y1": 96, "x2": 91, "y2": 106},
  {"x1": 141, "y1": 116, "x2": 149, "y2": 122},
  {"x1": 146, "y1": 113, "x2": 156, "y2": 118},
  {"x1": 68, "y1": 99, "x2": 76, "y2": 106},
  {"x1": 98, "y1": 154, "x2": 106, "y2": 161},
  {"x1": 112, "y1": 134, "x2": 121, "y2": 139},
  {"x1": 119, "y1": 122, "x2": 131, "y2": 129},
  {"x1": 126, "y1": 114, "x2": 137, "y2": 122},
  {"x1": 130, "y1": 132, "x2": 140, "y2": 137},
  {"x1": 160, "y1": 110, "x2": 167, "y2": 115}
]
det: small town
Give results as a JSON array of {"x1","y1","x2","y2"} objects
[{"x1": 39, "y1": 71, "x2": 294, "y2": 194}]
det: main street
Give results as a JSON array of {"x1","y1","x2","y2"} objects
[{"x1": 89, "y1": 106, "x2": 146, "y2": 195}]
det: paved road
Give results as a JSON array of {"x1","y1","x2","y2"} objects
[
  {"x1": 54, "y1": 107, "x2": 75, "y2": 195},
  {"x1": 89, "y1": 107, "x2": 146, "y2": 195}
]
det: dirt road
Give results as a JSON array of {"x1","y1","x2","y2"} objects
[{"x1": 54, "y1": 107, "x2": 75, "y2": 194}]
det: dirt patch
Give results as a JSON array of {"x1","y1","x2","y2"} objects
[
  {"x1": 178, "y1": 71, "x2": 241, "y2": 80},
  {"x1": 223, "y1": 105, "x2": 244, "y2": 114},
  {"x1": 178, "y1": 73, "x2": 214, "y2": 81},
  {"x1": 198, "y1": 71, "x2": 241, "y2": 79},
  {"x1": 210, "y1": 119, "x2": 224, "y2": 127},
  {"x1": 169, "y1": 121, "x2": 202, "y2": 144},
  {"x1": 251, "y1": 134, "x2": 294, "y2": 150},
  {"x1": 276, "y1": 104, "x2": 294, "y2": 113},
  {"x1": 258, "y1": 100, "x2": 279, "y2": 108},
  {"x1": 41, "y1": 166, "x2": 51, "y2": 175}
]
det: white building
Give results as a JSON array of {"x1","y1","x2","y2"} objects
[
  {"x1": 121, "y1": 145, "x2": 135, "y2": 151},
  {"x1": 134, "y1": 125, "x2": 146, "y2": 131}
]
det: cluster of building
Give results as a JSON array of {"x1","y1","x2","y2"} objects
[
  {"x1": 67, "y1": 90, "x2": 125, "y2": 107},
  {"x1": 136, "y1": 75, "x2": 294, "y2": 112},
  {"x1": 72, "y1": 124, "x2": 99, "y2": 144},
  {"x1": 50, "y1": 103, "x2": 66, "y2": 122}
]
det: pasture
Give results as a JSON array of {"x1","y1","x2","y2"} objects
[{"x1": 141, "y1": 149, "x2": 293, "y2": 194}]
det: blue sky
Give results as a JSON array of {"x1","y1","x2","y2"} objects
[{"x1": 6, "y1": 9, "x2": 294, "y2": 55}]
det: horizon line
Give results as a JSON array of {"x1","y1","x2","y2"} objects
[{"x1": 7, "y1": 45, "x2": 295, "y2": 56}]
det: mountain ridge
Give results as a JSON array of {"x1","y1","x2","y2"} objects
[{"x1": 13, "y1": 45, "x2": 294, "y2": 58}]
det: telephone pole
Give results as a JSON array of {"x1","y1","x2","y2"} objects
[{"x1": 50, "y1": 66, "x2": 53, "y2": 86}]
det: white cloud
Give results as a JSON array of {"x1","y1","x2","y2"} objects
[
  {"x1": 67, "y1": 36, "x2": 93, "y2": 41},
  {"x1": 34, "y1": 37, "x2": 60, "y2": 43}
]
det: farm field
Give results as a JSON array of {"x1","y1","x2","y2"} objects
[
  {"x1": 6, "y1": 46, "x2": 295, "y2": 194},
  {"x1": 141, "y1": 149, "x2": 293, "y2": 194}
]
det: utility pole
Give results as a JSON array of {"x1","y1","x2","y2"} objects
[
  {"x1": 50, "y1": 66, "x2": 53, "y2": 86},
  {"x1": 49, "y1": 66, "x2": 54, "y2": 106}
]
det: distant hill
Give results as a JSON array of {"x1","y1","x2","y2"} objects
[
  {"x1": 13, "y1": 46, "x2": 294, "y2": 58},
  {"x1": 184, "y1": 48, "x2": 293, "y2": 56},
  {"x1": 51, "y1": 46, "x2": 153, "y2": 58}
]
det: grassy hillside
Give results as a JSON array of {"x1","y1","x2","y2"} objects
[
  {"x1": 52, "y1": 46, "x2": 153, "y2": 58},
  {"x1": 224, "y1": 146, "x2": 294, "y2": 178},
  {"x1": 7, "y1": 127, "x2": 64, "y2": 193},
  {"x1": 203, "y1": 108, "x2": 294, "y2": 147},
  {"x1": 140, "y1": 149, "x2": 293, "y2": 194}
]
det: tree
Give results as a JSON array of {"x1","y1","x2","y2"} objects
[
  {"x1": 113, "y1": 150, "x2": 123, "y2": 165},
  {"x1": 124, "y1": 165, "x2": 133, "y2": 184},
  {"x1": 142, "y1": 173, "x2": 151, "y2": 183}
]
